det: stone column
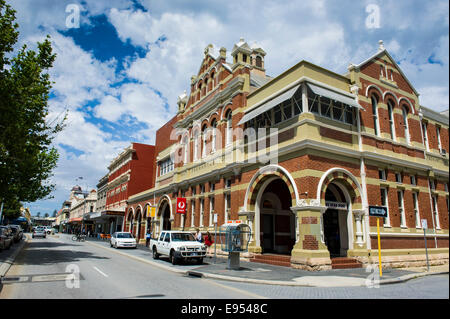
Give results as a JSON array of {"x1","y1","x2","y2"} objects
[
  {"x1": 346, "y1": 209, "x2": 370, "y2": 264},
  {"x1": 238, "y1": 210, "x2": 260, "y2": 254},
  {"x1": 353, "y1": 209, "x2": 365, "y2": 246},
  {"x1": 290, "y1": 200, "x2": 331, "y2": 270}
]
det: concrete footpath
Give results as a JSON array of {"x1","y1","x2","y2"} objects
[
  {"x1": 0, "y1": 234, "x2": 29, "y2": 278},
  {"x1": 83, "y1": 236, "x2": 449, "y2": 288}
]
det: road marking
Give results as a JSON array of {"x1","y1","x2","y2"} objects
[
  {"x1": 93, "y1": 266, "x2": 109, "y2": 278},
  {"x1": 203, "y1": 278, "x2": 268, "y2": 299}
]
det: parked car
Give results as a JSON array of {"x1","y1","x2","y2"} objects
[
  {"x1": 32, "y1": 226, "x2": 46, "y2": 239},
  {"x1": 43, "y1": 226, "x2": 54, "y2": 235},
  {"x1": 9, "y1": 225, "x2": 23, "y2": 243},
  {"x1": 150, "y1": 231, "x2": 207, "y2": 265},
  {"x1": 0, "y1": 227, "x2": 13, "y2": 251},
  {"x1": 110, "y1": 232, "x2": 137, "y2": 249}
]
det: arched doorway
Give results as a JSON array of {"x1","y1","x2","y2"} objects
[
  {"x1": 126, "y1": 210, "x2": 134, "y2": 233},
  {"x1": 160, "y1": 201, "x2": 171, "y2": 231},
  {"x1": 134, "y1": 209, "x2": 142, "y2": 241},
  {"x1": 322, "y1": 181, "x2": 350, "y2": 257},
  {"x1": 258, "y1": 178, "x2": 295, "y2": 255}
]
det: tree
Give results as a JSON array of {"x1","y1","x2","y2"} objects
[
  {"x1": 36, "y1": 212, "x2": 41, "y2": 218},
  {"x1": 0, "y1": 0, "x2": 66, "y2": 213},
  {"x1": 52, "y1": 209, "x2": 57, "y2": 217},
  {"x1": 44, "y1": 212, "x2": 49, "y2": 218}
]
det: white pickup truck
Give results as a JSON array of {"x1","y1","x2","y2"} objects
[{"x1": 150, "y1": 231, "x2": 207, "y2": 265}]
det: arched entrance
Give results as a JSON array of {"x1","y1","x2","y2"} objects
[
  {"x1": 126, "y1": 210, "x2": 134, "y2": 233},
  {"x1": 134, "y1": 209, "x2": 142, "y2": 241},
  {"x1": 322, "y1": 182, "x2": 350, "y2": 257},
  {"x1": 258, "y1": 178, "x2": 295, "y2": 255},
  {"x1": 160, "y1": 201, "x2": 171, "y2": 231}
]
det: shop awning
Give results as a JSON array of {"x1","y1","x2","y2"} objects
[
  {"x1": 306, "y1": 83, "x2": 363, "y2": 110},
  {"x1": 69, "y1": 217, "x2": 82, "y2": 223},
  {"x1": 238, "y1": 84, "x2": 301, "y2": 125}
]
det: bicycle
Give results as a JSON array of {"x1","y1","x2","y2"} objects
[{"x1": 72, "y1": 234, "x2": 86, "y2": 242}]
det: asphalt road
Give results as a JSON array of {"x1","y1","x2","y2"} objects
[{"x1": 1, "y1": 234, "x2": 448, "y2": 300}]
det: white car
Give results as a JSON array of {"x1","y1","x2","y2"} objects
[
  {"x1": 150, "y1": 231, "x2": 207, "y2": 265},
  {"x1": 44, "y1": 226, "x2": 54, "y2": 235},
  {"x1": 110, "y1": 232, "x2": 137, "y2": 249}
]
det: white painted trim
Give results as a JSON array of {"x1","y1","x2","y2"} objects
[
  {"x1": 369, "y1": 232, "x2": 448, "y2": 238},
  {"x1": 399, "y1": 97, "x2": 415, "y2": 115},
  {"x1": 244, "y1": 164, "x2": 300, "y2": 211},
  {"x1": 316, "y1": 168, "x2": 364, "y2": 204},
  {"x1": 365, "y1": 84, "x2": 384, "y2": 98}
]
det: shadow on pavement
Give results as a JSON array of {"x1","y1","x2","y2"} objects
[{"x1": 13, "y1": 239, "x2": 110, "y2": 266}]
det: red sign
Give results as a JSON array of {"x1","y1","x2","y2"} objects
[{"x1": 176, "y1": 198, "x2": 186, "y2": 214}]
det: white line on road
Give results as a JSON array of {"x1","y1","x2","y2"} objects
[
  {"x1": 93, "y1": 267, "x2": 109, "y2": 278},
  {"x1": 204, "y1": 278, "x2": 268, "y2": 299}
]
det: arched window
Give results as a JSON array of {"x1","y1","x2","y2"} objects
[
  {"x1": 371, "y1": 95, "x2": 380, "y2": 136},
  {"x1": 402, "y1": 106, "x2": 410, "y2": 144},
  {"x1": 183, "y1": 135, "x2": 189, "y2": 164},
  {"x1": 202, "y1": 124, "x2": 208, "y2": 158},
  {"x1": 226, "y1": 110, "x2": 232, "y2": 145},
  {"x1": 211, "y1": 119, "x2": 217, "y2": 153},
  {"x1": 204, "y1": 77, "x2": 209, "y2": 94},
  {"x1": 210, "y1": 71, "x2": 215, "y2": 90},
  {"x1": 256, "y1": 56, "x2": 262, "y2": 68},
  {"x1": 387, "y1": 100, "x2": 396, "y2": 141},
  {"x1": 193, "y1": 129, "x2": 200, "y2": 161}
]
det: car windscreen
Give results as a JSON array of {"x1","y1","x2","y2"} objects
[
  {"x1": 117, "y1": 233, "x2": 133, "y2": 238},
  {"x1": 171, "y1": 233, "x2": 196, "y2": 242}
]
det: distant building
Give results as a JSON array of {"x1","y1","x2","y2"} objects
[{"x1": 93, "y1": 143, "x2": 156, "y2": 238}]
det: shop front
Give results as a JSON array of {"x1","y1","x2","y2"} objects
[{"x1": 91, "y1": 211, "x2": 124, "y2": 237}]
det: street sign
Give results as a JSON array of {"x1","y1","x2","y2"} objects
[
  {"x1": 421, "y1": 219, "x2": 428, "y2": 229},
  {"x1": 176, "y1": 198, "x2": 186, "y2": 214},
  {"x1": 369, "y1": 206, "x2": 387, "y2": 218}
]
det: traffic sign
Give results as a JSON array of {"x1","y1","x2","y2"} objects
[
  {"x1": 176, "y1": 198, "x2": 186, "y2": 214},
  {"x1": 369, "y1": 206, "x2": 387, "y2": 218}
]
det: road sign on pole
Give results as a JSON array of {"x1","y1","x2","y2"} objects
[
  {"x1": 369, "y1": 206, "x2": 386, "y2": 277},
  {"x1": 376, "y1": 217, "x2": 382, "y2": 277}
]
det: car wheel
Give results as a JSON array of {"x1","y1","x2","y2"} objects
[
  {"x1": 152, "y1": 247, "x2": 159, "y2": 259},
  {"x1": 170, "y1": 251, "x2": 177, "y2": 265}
]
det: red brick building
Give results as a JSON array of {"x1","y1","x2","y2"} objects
[
  {"x1": 93, "y1": 142, "x2": 156, "y2": 236},
  {"x1": 127, "y1": 39, "x2": 448, "y2": 269}
]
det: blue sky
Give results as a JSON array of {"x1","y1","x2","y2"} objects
[{"x1": 10, "y1": 0, "x2": 448, "y2": 215}]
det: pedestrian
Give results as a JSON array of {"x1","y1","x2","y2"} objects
[
  {"x1": 204, "y1": 231, "x2": 214, "y2": 258},
  {"x1": 195, "y1": 228, "x2": 202, "y2": 243},
  {"x1": 146, "y1": 229, "x2": 151, "y2": 247}
]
